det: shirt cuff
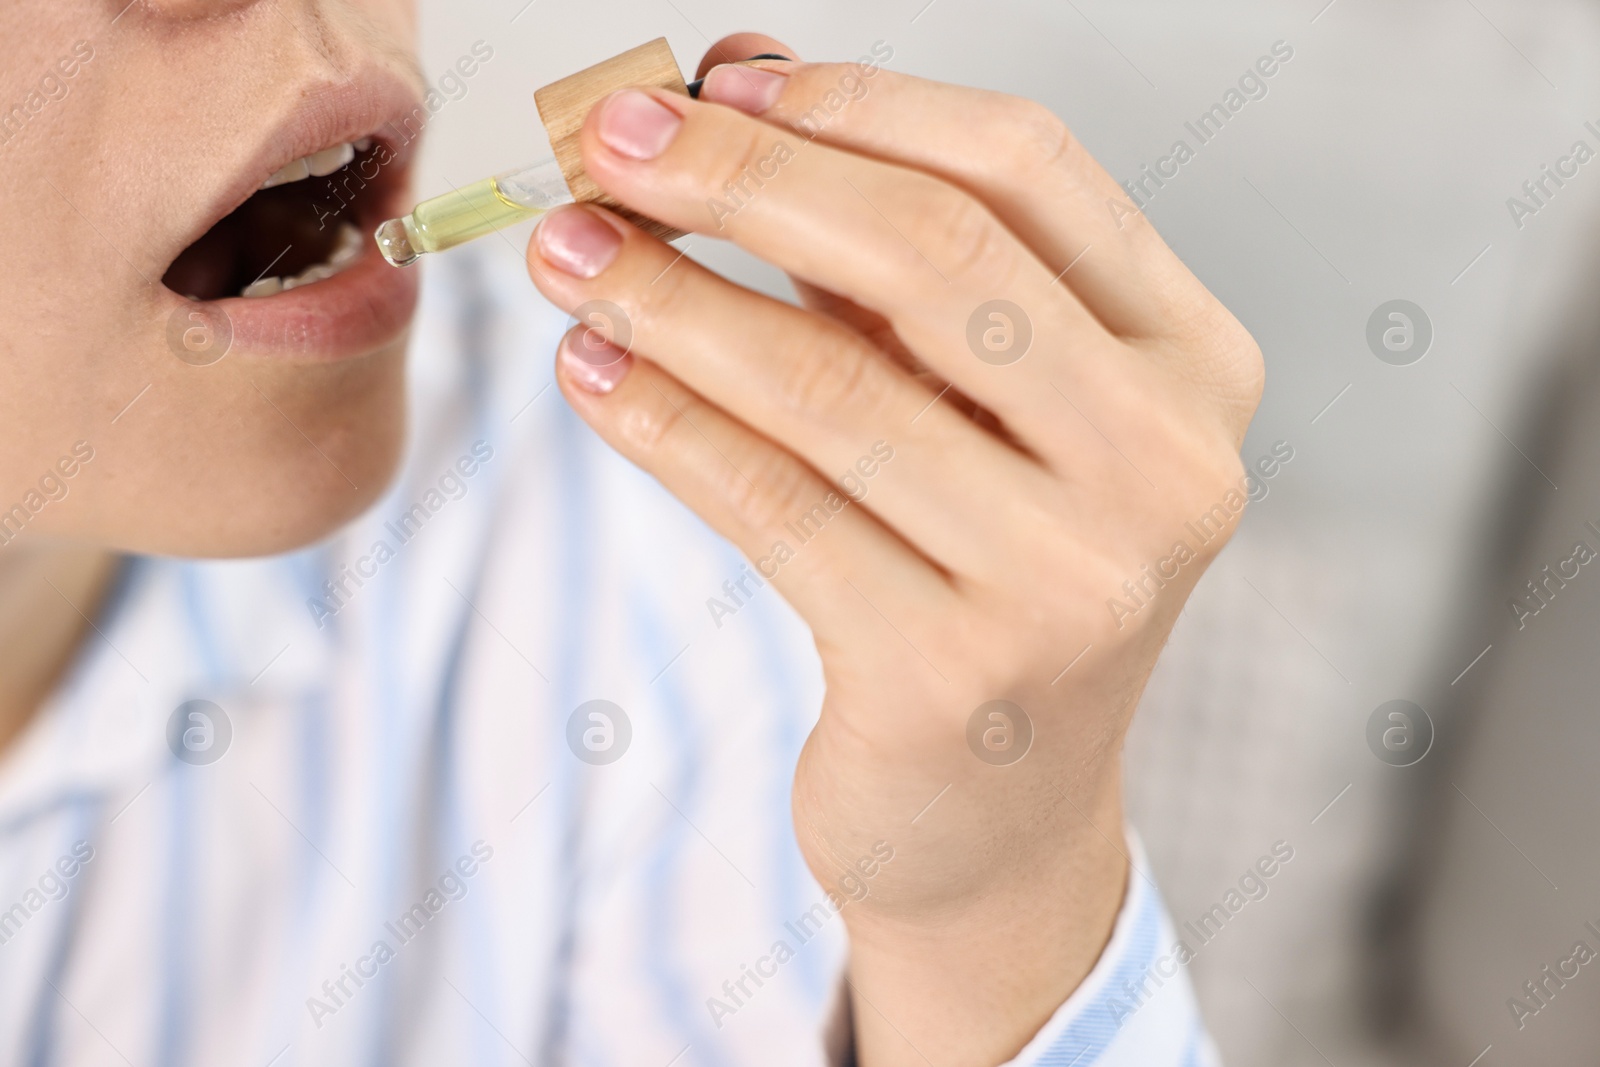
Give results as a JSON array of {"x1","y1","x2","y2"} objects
[
  {"x1": 998, "y1": 833, "x2": 1222, "y2": 1067},
  {"x1": 825, "y1": 833, "x2": 1222, "y2": 1067}
]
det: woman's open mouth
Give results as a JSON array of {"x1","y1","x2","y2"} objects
[
  {"x1": 164, "y1": 137, "x2": 395, "y2": 301},
  {"x1": 158, "y1": 76, "x2": 425, "y2": 362}
]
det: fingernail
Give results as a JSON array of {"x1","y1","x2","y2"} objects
[
  {"x1": 560, "y1": 330, "x2": 632, "y2": 394},
  {"x1": 597, "y1": 90, "x2": 683, "y2": 160},
  {"x1": 536, "y1": 206, "x2": 622, "y2": 278},
  {"x1": 700, "y1": 64, "x2": 788, "y2": 114}
]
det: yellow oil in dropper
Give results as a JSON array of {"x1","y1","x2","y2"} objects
[
  {"x1": 375, "y1": 157, "x2": 573, "y2": 267},
  {"x1": 375, "y1": 46, "x2": 789, "y2": 266}
]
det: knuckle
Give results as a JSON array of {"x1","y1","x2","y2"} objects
[
  {"x1": 702, "y1": 119, "x2": 800, "y2": 225},
  {"x1": 1169, "y1": 295, "x2": 1247, "y2": 349},
  {"x1": 1162, "y1": 303, "x2": 1268, "y2": 416},
  {"x1": 629, "y1": 248, "x2": 691, "y2": 328},
  {"x1": 925, "y1": 188, "x2": 1019, "y2": 287},
  {"x1": 618, "y1": 385, "x2": 695, "y2": 458},
  {"x1": 1231, "y1": 334, "x2": 1268, "y2": 411},
  {"x1": 722, "y1": 447, "x2": 818, "y2": 535},
  {"x1": 775, "y1": 332, "x2": 882, "y2": 420},
  {"x1": 1000, "y1": 97, "x2": 1077, "y2": 176},
  {"x1": 1169, "y1": 444, "x2": 1252, "y2": 553}
]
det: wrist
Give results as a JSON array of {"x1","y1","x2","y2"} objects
[{"x1": 839, "y1": 780, "x2": 1130, "y2": 1067}]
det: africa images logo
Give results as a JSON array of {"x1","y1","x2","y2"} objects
[{"x1": 166, "y1": 700, "x2": 232, "y2": 766}]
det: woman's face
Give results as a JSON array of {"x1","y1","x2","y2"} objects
[{"x1": 0, "y1": 0, "x2": 424, "y2": 557}]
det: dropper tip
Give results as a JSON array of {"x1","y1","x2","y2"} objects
[{"x1": 374, "y1": 217, "x2": 421, "y2": 268}]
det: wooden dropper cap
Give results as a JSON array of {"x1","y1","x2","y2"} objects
[{"x1": 534, "y1": 38, "x2": 690, "y2": 242}]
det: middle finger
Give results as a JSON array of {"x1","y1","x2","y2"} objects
[{"x1": 527, "y1": 202, "x2": 1055, "y2": 581}]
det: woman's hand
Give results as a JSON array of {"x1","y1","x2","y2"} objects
[{"x1": 525, "y1": 34, "x2": 1263, "y2": 1066}]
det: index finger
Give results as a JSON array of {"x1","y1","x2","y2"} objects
[
  {"x1": 576, "y1": 86, "x2": 1114, "y2": 450},
  {"x1": 699, "y1": 61, "x2": 1221, "y2": 347}
]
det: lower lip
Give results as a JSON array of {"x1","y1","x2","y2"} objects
[{"x1": 176, "y1": 240, "x2": 422, "y2": 364}]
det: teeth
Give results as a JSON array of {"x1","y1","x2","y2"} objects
[
  {"x1": 241, "y1": 277, "x2": 283, "y2": 299},
  {"x1": 329, "y1": 221, "x2": 363, "y2": 265},
  {"x1": 282, "y1": 264, "x2": 333, "y2": 291},
  {"x1": 307, "y1": 142, "x2": 355, "y2": 177},
  {"x1": 260, "y1": 157, "x2": 310, "y2": 189},
  {"x1": 260, "y1": 139, "x2": 365, "y2": 189},
  {"x1": 239, "y1": 223, "x2": 364, "y2": 298}
]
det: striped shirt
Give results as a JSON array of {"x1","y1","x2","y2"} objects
[{"x1": 0, "y1": 246, "x2": 1216, "y2": 1067}]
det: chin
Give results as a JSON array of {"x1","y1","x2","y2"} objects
[
  {"x1": 72, "y1": 335, "x2": 413, "y2": 561},
  {"x1": 201, "y1": 338, "x2": 411, "y2": 560}
]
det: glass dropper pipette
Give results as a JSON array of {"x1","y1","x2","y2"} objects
[
  {"x1": 373, "y1": 156, "x2": 574, "y2": 267},
  {"x1": 372, "y1": 54, "x2": 795, "y2": 267}
]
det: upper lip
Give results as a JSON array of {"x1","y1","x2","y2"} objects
[{"x1": 162, "y1": 66, "x2": 423, "y2": 281}]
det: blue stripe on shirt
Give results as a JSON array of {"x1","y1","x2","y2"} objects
[
  {"x1": 633, "y1": 587, "x2": 738, "y2": 1067},
  {"x1": 22, "y1": 798, "x2": 100, "y2": 1067},
  {"x1": 159, "y1": 567, "x2": 234, "y2": 1067},
  {"x1": 535, "y1": 393, "x2": 596, "y2": 1064},
  {"x1": 1034, "y1": 877, "x2": 1163, "y2": 1065},
  {"x1": 426, "y1": 253, "x2": 506, "y2": 1066}
]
